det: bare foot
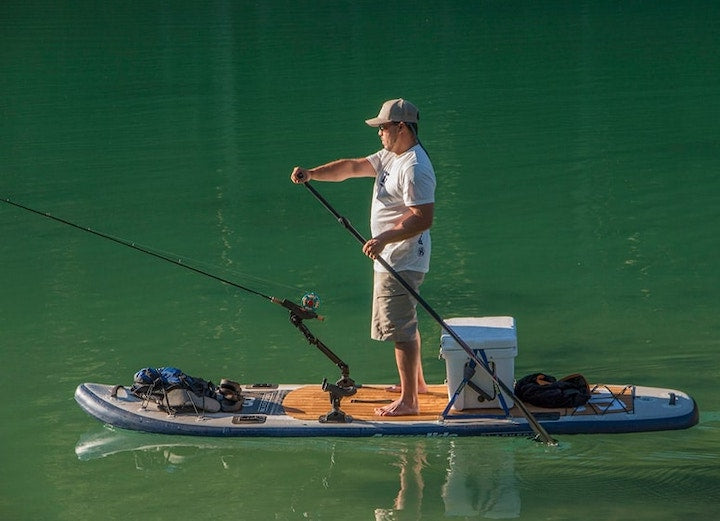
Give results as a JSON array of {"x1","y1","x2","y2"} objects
[
  {"x1": 374, "y1": 399, "x2": 419, "y2": 416},
  {"x1": 385, "y1": 384, "x2": 430, "y2": 394}
]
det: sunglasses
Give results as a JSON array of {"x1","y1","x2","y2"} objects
[{"x1": 378, "y1": 122, "x2": 400, "y2": 132}]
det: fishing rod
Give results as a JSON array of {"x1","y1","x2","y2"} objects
[
  {"x1": 1, "y1": 197, "x2": 322, "y2": 320},
  {"x1": 1, "y1": 198, "x2": 322, "y2": 314},
  {"x1": 300, "y1": 182, "x2": 557, "y2": 444},
  {"x1": 4, "y1": 197, "x2": 361, "y2": 420}
]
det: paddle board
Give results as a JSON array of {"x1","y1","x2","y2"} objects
[{"x1": 75, "y1": 380, "x2": 698, "y2": 437}]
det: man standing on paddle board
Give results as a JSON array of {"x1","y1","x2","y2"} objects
[{"x1": 291, "y1": 98, "x2": 436, "y2": 416}]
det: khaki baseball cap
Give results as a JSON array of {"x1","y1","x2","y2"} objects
[{"x1": 365, "y1": 98, "x2": 419, "y2": 127}]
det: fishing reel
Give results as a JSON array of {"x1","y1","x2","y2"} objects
[
  {"x1": 272, "y1": 291, "x2": 324, "y2": 322},
  {"x1": 301, "y1": 292, "x2": 321, "y2": 311}
]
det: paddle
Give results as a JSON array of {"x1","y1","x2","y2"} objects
[{"x1": 301, "y1": 182, "x2": 557, "y2": 444}]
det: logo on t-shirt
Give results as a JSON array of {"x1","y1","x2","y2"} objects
[{"x1": 378, "y1": 169, "x2": 389, "y2": 189}]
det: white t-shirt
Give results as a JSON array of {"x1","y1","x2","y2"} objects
[{"x1": 366, "y1": 144, "x2": 436, "y2": 273}]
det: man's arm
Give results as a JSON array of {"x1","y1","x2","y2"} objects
[
  {"x1": 362, "y1": 202, "x2": 434, "y2": 259},
  {"x1": 291, "y1": 158, "x2": 375, "y2": 183}
]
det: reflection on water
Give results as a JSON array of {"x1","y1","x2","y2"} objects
[
  {"x1": 76, "y1": 423, "x2": 720, "y2": 519},
  {"x1": 374, "y1": 440, "x2": 521, "y2": 520},
  {"x1": 374, "y1": 444, "x2": 429, "y2": 521},
  {"x1": 442, "y1": 442, "x2": 519, "y2": 519},
  {"x1": 77, "y1": 426, "x2": 522, "y2": 519}
]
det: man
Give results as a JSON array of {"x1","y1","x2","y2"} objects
[{"x1": 290, "y1": 98, "x2": 436, "y2": 416}]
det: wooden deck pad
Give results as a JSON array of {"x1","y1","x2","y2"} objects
[
  {"x1": 282, "y1": 384, "x2": 449, "y2": 422},
  {"x1": 282, "y1": 383, "x2": 634, "y2": 422}
]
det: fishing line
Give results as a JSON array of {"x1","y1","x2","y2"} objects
[
  {"x1": 2, "y1": 197, "x2": 320, "y2": 318},
  {"x1": 156, "y1": 249, "x2": 304, "y2": 296}
]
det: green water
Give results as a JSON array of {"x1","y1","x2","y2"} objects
[{"x1": 2, "y1": 2, "x2": 719, "y2": 519}]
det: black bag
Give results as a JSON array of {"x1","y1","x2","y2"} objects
[
  {"x1": 130, "y1": 366, "x2": 221, "y2": 412},
  {"x1": 129, "y1": 367, "x2": 242, "y2": 413},
  {"x1": 130, "y1": 367, "x2": 216, "y2": 399},
  {"x1": 514, "y1": 373, "x2": 591, "y2": 408}
]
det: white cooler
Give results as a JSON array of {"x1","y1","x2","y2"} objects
[{"x1": 439, "y1": 316, "x2": 517, "y2": 410}]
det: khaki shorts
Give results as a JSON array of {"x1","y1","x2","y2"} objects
[{"x1": 371, "y1": 270, "x2": 425, "y2": 342}]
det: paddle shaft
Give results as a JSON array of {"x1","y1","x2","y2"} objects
[{"x1": 302, "y1": 182, "x2": 557, "y2": 444}]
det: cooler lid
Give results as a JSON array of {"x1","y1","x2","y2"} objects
[{"x1": 440, "y1": 316, "x2": 517, "y2": 351}]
